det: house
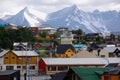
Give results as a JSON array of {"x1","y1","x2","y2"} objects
[
  {"x1": 73, "y1": 44, "x2": 87, "y2": 52},
  {"x1": 38, "y1": 58, "x2": 120, "y2": 75},
  {"x1": 57, "y1": 27, "x2": 73, "y2": 44},
  {"x1": 0, "y1": 50, "x2": 38, "y2": 75},
  {"x1": 104, "y1": 47, "x2": 120, "y2": 57},
  {"x1": 113, "y1": 48, "x2": 120, "y2": 57},
  {"x1": 4, "y1": 23, "x2": 18, "y2": 30},
  {"x1": 39, "y1": 26, "x2": 57, "y2": 35},
  {"x1": 85, "y1": 33, "x2": 103, "y2": 41},
  {"x1": 63, "y1": 67, "x2": 109, "y2": 80},
  {"x1": 105, "y1": 32, "x2": 120, "y2": 43},
  {"x1": 73, "y1": 34, "x2": 85, "y2": 43},
  {"x1": 56, "y1": 44, "x2": 76, "y2": 58},
  {"x1": 13, "y1": 42, "x2": 29, "y2": 51},
  {"x1": 29, "y1": 26, "x2": 57, "y2": 35},
  {"x1": 57, "y1": 27, "x2": 69, "y2": 35},
  {"x1": 0, "y1": 70, "x2": 20, "y2": 80},
  {"x1": 60, "y1": 32, "x2": 74, "y2": 44},
  {"x1": 29, "y1": 27, "x2": 39, "y2": 35},
  {"x1": 64, "y1": 67, "x2": 120, "y2": 80},
  {"x1": 101, "y1": 67, "x2": 120, "y2": 80}
]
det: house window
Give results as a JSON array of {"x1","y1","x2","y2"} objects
[
  {"x1": 71, "y1": 54, "x2": 73, "y2": 56},
  {"x1": 58, "y1": 66, "x2": 68, "y2": 71},
  {"x1": 23, "y1": 66, "x2": 26, "y2": 69},
  {"x1": 48, "y1": 66, "x2": 56, "y2": 71},
  {"x1": 27, "y1": 57, "x2": 31, "y2": 61},
  {"x1": 68, "y1": 50, "x2": 71, "y2": 52},
  {"x1": 66, "y1": 55, "x2": 68, "y2": 58},
  {"x1": 30, "y1": 66, "x2": 35, "y2": 69},
  {"x1": 0, "y1": 66, "x2": 2, "y2": 70},
  {"x1": 6, "y1": 66, "x2": 14, "y2": 70},
  {"x1": 5, "y1": 57, "x2": 8, "y2": 59},
  {"x1": 12, "y1": 57, "x2": 15, "y2": 59},
  {"x1": 17, "y1": 66, "x2": 21, "y2": 69},
  {"x1": 19, "y1": 57, "x2": 22, "y2": 60}
]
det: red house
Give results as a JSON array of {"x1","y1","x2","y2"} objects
[
  {"x1": 38, "y1": 58, "x2": 46, "y2": 74},
  {"x1": 38, "y1": 58, "x2": 120, "y2": 75}
]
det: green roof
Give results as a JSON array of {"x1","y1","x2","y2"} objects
[{"x1": 71, "y1": 67, "x2": 109, "y2": 80}]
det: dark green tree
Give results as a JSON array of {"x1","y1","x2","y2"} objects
[{"x1": 72, "y1": 29, "x2": 83, "y2": 35}]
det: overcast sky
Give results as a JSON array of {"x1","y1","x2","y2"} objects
[{"x1": 0, "y1": 0, "x2": 120, "y2": 17}]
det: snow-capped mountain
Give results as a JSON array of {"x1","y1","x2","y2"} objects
[
  {"x1": 0, "y1": 5, "x2": 120, "y2": 34},
  {"x1": 45, "y1": 5, "x2": 120, "y2": 34},
  {"x1": 4, "y1": 7, "x2": 47, "y2": 27}
]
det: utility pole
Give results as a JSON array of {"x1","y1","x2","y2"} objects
[{"x1": 103, "y1": 58, "x2": 110, "y2": 80}]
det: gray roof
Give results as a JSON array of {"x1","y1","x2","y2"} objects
[
  {"x1": 109, "y1": 67, "x2": 120, "y2": 75},
  {"x1": 40, "y1": 58, "x2": 120, "y2": 65},
  {"x1": 13, "y1": 51, "x2": 38, "y2": 56},
  {"x1": 0, "y1": 50, "x2": 9, "y2": 57},
  {"x1": 104, "y1": 47, "x2": 120, "y2": 52},
  {"x1": 14, "y1": 42, "x2": 28, "y2": 46},
  {"x1": 56, "y1": 44, "x2": 75, "y2": 54},
  {"x1": 0, "y1": 70, "x2": 19, "y2": 75},
  {"x1": 0, "y1": 50, "x2": 38, "y2": 57}
]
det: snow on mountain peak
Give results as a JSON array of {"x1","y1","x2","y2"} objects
[
  {"x1": 4, "y1": 7, "x2": 47, "y2": 27},
  {"x1": 0, "y1": 5, "x2": 120, "y2": 34},
  {"x1": 45, "y1": 5, "x2": 120, "y2": 34},
  {"x1": 19, "y1": 7, "x2": 47, "y2": 21}
]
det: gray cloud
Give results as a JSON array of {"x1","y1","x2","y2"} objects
[{"x1": 0, "y1": 0, "x2": 120, "y2": 16}]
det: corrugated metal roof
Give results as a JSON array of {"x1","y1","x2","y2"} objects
[
  {"x1": 0, "y1": 50, "x2": 38, "y2": 57},
  {"x1": 13, "y1": 42, "x2": 28, "y2": 46},
  {"x1": 41, "y1": 58, "x2": 120, "y2": 65},
  {"x1": 104, "y1": 47, "x2": 120, "y2": 52},
  {"x1": 13, "y1": 51, "x2": 38, "y2": 56},
  {"x1": 0, "y1": 50, "x2": 9, "y2": 57},
  {"x1": 0, "y1": 70, "x2": 19, "y2": 75},
  {"x1": 71, "y1": 67, "x2": 108, "y2": 80}
]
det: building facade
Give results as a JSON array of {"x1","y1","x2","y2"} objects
[
  {"x1": 38, "y1": 58, "x2": 120, "y2": 75},
  {"x1": 0, "y1": 50, "x2": 38, "y2": 75}
]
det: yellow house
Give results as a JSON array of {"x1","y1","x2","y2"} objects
[
  {"x1": 0, "y1": 50, "x2": 38, "y2": 75},
  {"x1": 56, "y1": 44, "x2": 76, "y2": 58}
]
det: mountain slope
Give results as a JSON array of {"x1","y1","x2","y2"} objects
[
  {"x1": 5, "y1": 7, "x2": 47, "y2": 27},
  {"x1": 45, "y1": 5, "x2": 110, "y2": 34},
  {"x1": 101, "y1": 10, "x2": 120, "y2": 32},
  {"x1": 0, "y1": 5, "x2": 120, "y2": 34},
  {"x1": 0, "y1": 19, "x2": 7, "y2": 26}
]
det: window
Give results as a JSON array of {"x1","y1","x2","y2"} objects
[
  {"x1": 58, "y1": 66, "x2": 68, "y2": 71},
  {"x1": 68, "y1": 50, "x2": 71, "y2": 52},
  {"x1": 12, "y1": 57, "x2": 15, "y2": 59},
  {"x1": 19, "y1": 57, "x2": 22, "y2": 60},
  {"x1": 48, "y1": 66, "x2": 56, "y2": 71},
  {"x1": 6, "y1": 66, "x2": 14, "y2": 70},
  {"x1": 27, "y1": 57, "x2": 31, "y2": 61},
  {"x1": 5, "y1": 57, "x2": 8, "y2": 59},
  {"x1": 23, "y1": 66, "x2": 26, "y2": 69},
  {"x1": 30, "y1": 66, "x2": 35, "y2": 69},
  {"x1": 0, "y1": 66, "x2": 2, "y2": 70},
  {"x1": 17, "y1": 66, "x2": 21, "y2": 69}
]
